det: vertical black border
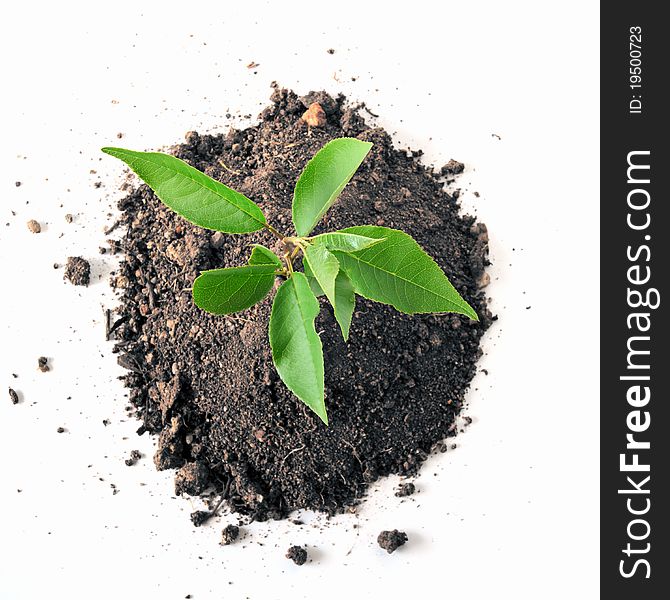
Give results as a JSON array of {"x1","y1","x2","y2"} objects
[{"x1": 601, "y1": 4, "x2": 668, "y2": 597}]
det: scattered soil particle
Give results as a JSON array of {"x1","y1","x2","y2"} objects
[
  {"x1": 64, "y1": 256, "x2": 90, "y2": 286},
  {"x1": 26, "y1": 219, "x2": 41, "y2": 233},
  {"x1": 15, "y1": 181, "x2": 22, "y2": 187},
  {"x1": 9, "y1": 388, "x2": 20, "y2": 405},
  {"x1": 440, "y1": 159, "x2": 465, "y2": 176},
  {"x1": 37, "y1": 357, "x2": 50, "y2": 373},
  {"x1": 221, "y1": 524, "x2": 240, "y2": 545},
  {"x1": 190, "y1": 510, "x2": 213, "y2": 527},
  {"x1": 395, "y1": 482, "x2": 416, "y2": 497},
  {"x1": 110, "y1": 87, "x2": 492, "y2": 523},
  {"x1": 125, "y1": 450, "x2": 142, "y2": 466},
  {"x1": 174, "y1": 461, "x2": 210, "y2": 496},
  {"x1": 286, "y1": 545, "x2": 307, "y2": 565},
  {"x1": 377, "y1": 529, "x2": 408, "y2": 553},
  {"x1": 327, "y1": 48, "x2": 335, "y2": 54},
  {"x1": 57, "y1": 427, "x2": 66, "y2": 433},
  {"x1": 65, "y1": 213, "x2": 74, "y2": 223}
]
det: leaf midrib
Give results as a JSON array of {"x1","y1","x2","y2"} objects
[
  {"x1": 122, "y1": 151, "x2": 266, "y2": 227},
  {"x1": 338, "y1": 249, "x2": 471, "y2": 312}
]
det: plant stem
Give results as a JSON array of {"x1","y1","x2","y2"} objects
[
  {"x1": 284, "y1": 252, "x2": 294, "y2": 275},
  {"x1": 263, "y1": 223, "x2": 284, "y2": 240}
]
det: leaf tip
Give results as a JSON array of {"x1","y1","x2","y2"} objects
[{"x1": 463, "y1": 303, "x2": 479, "y2": 322}]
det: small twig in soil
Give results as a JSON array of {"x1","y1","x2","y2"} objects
[
  {"x1": 282, "y1": 445, "x2": 306, "y2": 465},
  {"x1": 107, "y1": 315, "x2": 129, "y2": 340},
  {"x1": 362, "y1": 103, "x2": 379, "y2": 118},
  {"x1": 104, "y1": 219, "x2": 122, "y2": 235},
  {"x1": 218, "y1": 158, "x2": 242, "y2": 176}
]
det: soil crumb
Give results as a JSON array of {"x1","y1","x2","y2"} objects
[
  {"x1": 174, "y1": 461, "x2": 210, "y2": 496},
  {"x1": 440, "y1": 159, "x2": 465, "y2": 176},
  {"x1": 65, "y1": 256, "x2": 90, "y2": 286},
  {"x1": 286, "y1": 545, "x2": 307, "y2": 565},
  {"x1": 27, "y1": 219, "x2": 41, "y2": 234},
  {"x1": 221, "y1": 524, "x2": 240, "y2": 545},
  {"x1": 125, "y1": 450, "x2": 142, "y2": 466},
  {"x1": 9, "y1": 388, "x2": 20, "y2": 405},
  {"x1": 377, "y1": 529, "x2": 408, "y2": 553},
  {"x1": 110, "y1": 87, "x2": 492, "y2": 523},
  {"x1": 190, "y1": 510, "x2": 212, "y2": 527},
  {"x1": 37, "y1": 357, "x2": 50, "y2": 373},
  {"x1": 395, "y1": 482, "x2": 416, "y2": 497}
]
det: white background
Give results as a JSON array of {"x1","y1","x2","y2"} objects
[{"x1": 0, "y1": 2, "x2": 599, "y2": 599}]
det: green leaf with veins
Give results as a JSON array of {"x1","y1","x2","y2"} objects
[
  {"x1": 303, "y1": 255, "x2": 355, "y2": 341},
  {"x1": 292, "y1": 138, "x2": 372, "y2": 236},
  {"x1": 332, "y1": 226, "x2": 478, "y2": 320},
  {"x1": 101, "y1": 147, "x2": 267, "y2": 233},
  {"x1": 269, "y1": 273, "x2": 327, "y2": 424},
  {"x1": 303, "y1": 259, "x2": 324, "y2": 297},
  {"x1": 303, "y1": 244, "x2": 339, "y2": 310},
  {"x1": 311, "y1": 231, "x2": 383, "y2": 252},
  {"x1": 192, "y1": 265, "x2": 277, "y2": 315},
  {"x1": 332, "y1": 270, "x2": 355, "y2": 340},
  {"x1": 248, "y1": 244, "x2": 282, "y2": 267}
]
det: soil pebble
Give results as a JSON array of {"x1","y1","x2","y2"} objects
[
  {"x1": 377, "y1": 529, "x2": 408, "y2": 554},
  {"x1": 8, "y1": 388, "x2": 20, "y2": 405},
  {"x1": 440, "y1": 159, "x2": 465, "y2": 176},
  {"x1": 110, "y1": 87, "x2": 491, "y2": 523},
  {"x1": 190, "y1": 510, "x2": 212, "y2": 527},
  {"x1": 27, "y1": 219, "x2": 41, "y2": 234},
  {"x1": 125, "y1": 450, "x2": 142, "y2": 466},
  {"x1": 37, "y1": 357, "x2": 50, "y2": 373},
  {"x1": 286, "y1": 545, "x2": 307, "y2": 565},
  {"x1": 57, "y1": 427, "x2": 66, "y2": 434},
  {"x1": 395, "y1": 482, "x2": 416, "y2": 497},
  {"x1": 64, "y1": 256, "x2": 91, "y2": 286},
  {"x1": 65, "y1": 213, "x2": 74, "y2": 223},
  {"x1": 221, "y1": 524, "x2": 240, "y2": 545},
  {"x1": 302, "y1": 102, "x2": 327, "y2": 127}
]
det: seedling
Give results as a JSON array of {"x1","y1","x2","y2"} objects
[{"x1": 102, "y1": 138, "x2": 477, "y2": 424}]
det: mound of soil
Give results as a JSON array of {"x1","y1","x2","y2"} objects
[{"x1": 110, "y1": 86, "x2": 492, "y2": 522}]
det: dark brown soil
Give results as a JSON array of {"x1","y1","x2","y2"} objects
[
  {"x1": 124, "y1": 450, "x2": 142, "y2": 466},
  {"x1": 377, "y1": 529, "x2": 408, "y2": 553},
  {"x1": 37, "y1": 357, "x2": 50, "y2": 373},
  {"x1": 9, "y1": 388, "x2": 20, "y2": 405},
  {"x1": 286, "y1": 545, "x2": 307, "y2": 565},
  {"x1": 64, "y1": 256, "x2": 90, "y2": 286},
  {"x1": 221, "y1": 524, "x2": 240, "y2": 546},
  {"x1": 109, "y1": 87, "x2": 492, "y2": 523},
  {"x1": 395, "y1": 482, "x2": 416, "y2": 497}
]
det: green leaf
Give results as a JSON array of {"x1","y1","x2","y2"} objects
[
  {"x1": 332, "y1": 226, "x2": 478, "y2": 320},
  {"x1": 303, "y1": 260, "x2": 324, "y2": 297},
  {"x1": 101, "y1": 147, "x2": 267, "y2": 233},
  {"x1": 303, "y1": 260, "x2": 356, "y2": 341},
  {"x1": 248, "y1": 244, "x2": 282, "y2": 267},
  {"x1": 292, "y1": 138, "x2": 373, "y2": 236},
  {"x1": 269, "y1": 273, "x2": 327, "y2": 424},
  {"x1": 333, "y1": 270, "x2": 356, "y2": 341},
  {"x1": 303, "y1": 244, "x2": 339, "y2": 310},
  {"x1": 311, "y1": 231, "x2": 383, "y2": 252},
  {"x1": 193, "y1": 265, "x2": 277, "y2": 315}
]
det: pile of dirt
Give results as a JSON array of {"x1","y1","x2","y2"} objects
[{"x1": 109, "y1": 86, "x2": 492, "y2": 522}]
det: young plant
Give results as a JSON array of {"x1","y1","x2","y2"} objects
[{"x1": 102, "y1": 138, "x2": 477, "y2": 424}]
